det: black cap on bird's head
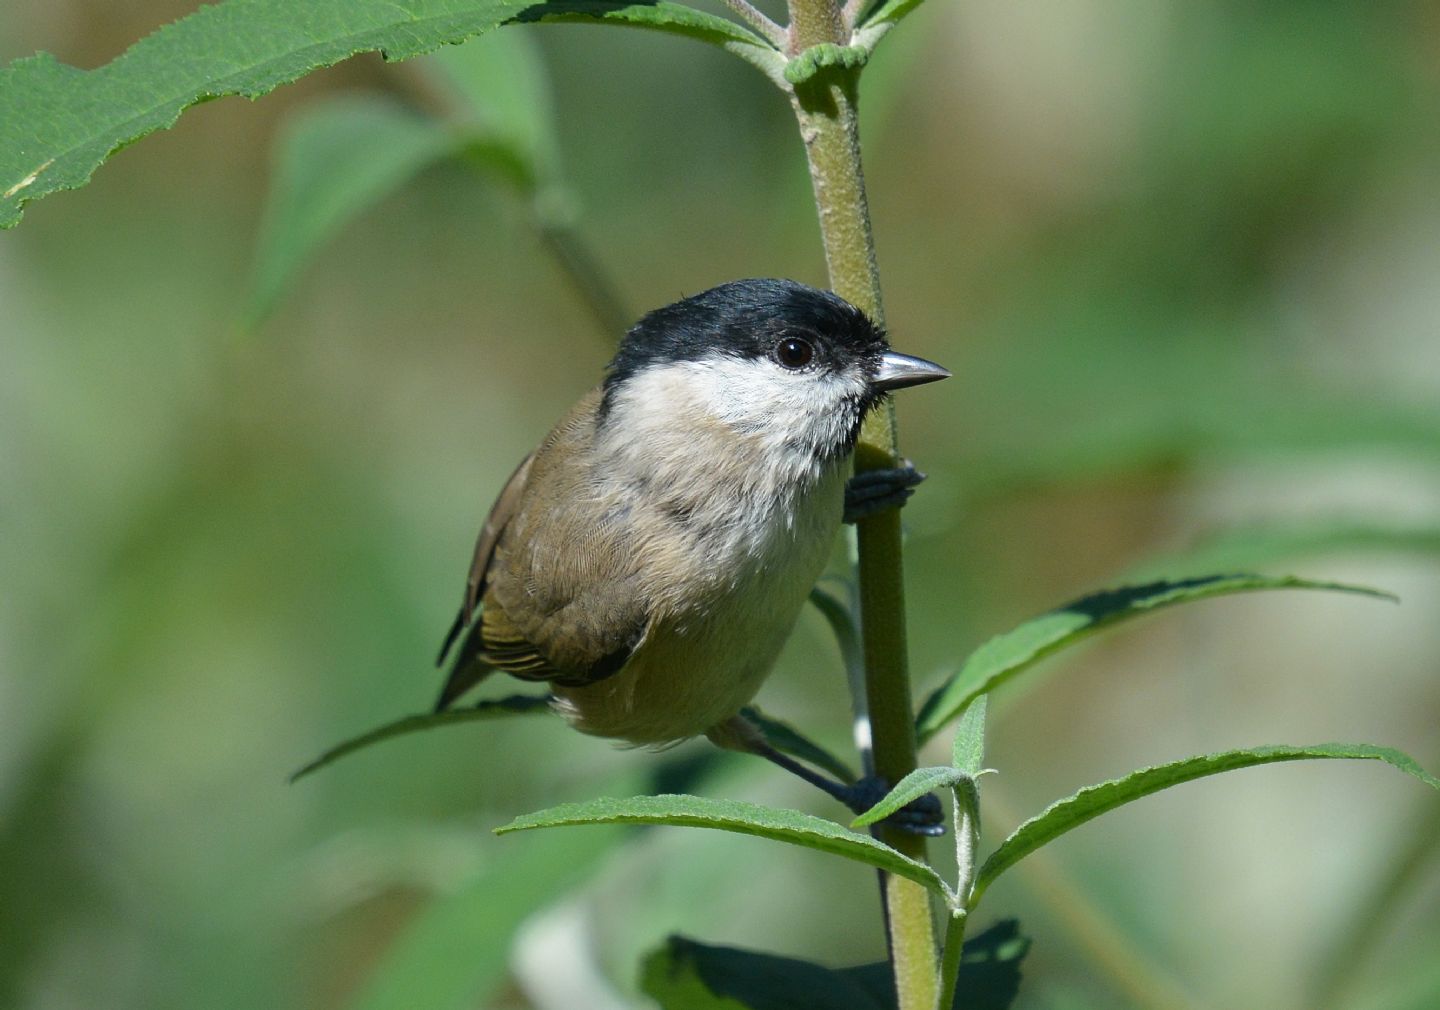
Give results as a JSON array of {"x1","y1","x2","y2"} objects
[{"x1": 605, "y1": 278, "x2": 949, "y2": 397}]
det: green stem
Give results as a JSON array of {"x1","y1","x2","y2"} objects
[
  {"x1": 535, "y1": 215, "x2": 632, "y2": 340},
  {"x1": 781, "y1": 2, "x2": 938, "y2": 1008},
  {"x1": 935, "y1": 911, "x2": 968, "y2": 1010}
]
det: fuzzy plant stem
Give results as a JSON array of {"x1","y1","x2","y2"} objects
[{"x1": 782, "y1": 3, "x2": 940, "y2": 1008}]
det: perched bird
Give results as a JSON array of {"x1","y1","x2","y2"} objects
[{"x1": 436, "y1": 278, "x2": 949, "y2": 828}]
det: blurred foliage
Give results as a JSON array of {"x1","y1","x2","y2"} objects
[{"x1": 2, "y1": 1, "x2": 1439, "y2": 1009}]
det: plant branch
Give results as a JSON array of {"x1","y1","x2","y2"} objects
[
  {"x1": 720, "y1": 0, "x2": 789, "y2": 49},
  {"x1": 781, "y1": 1, "x2": 938, "y2": 1007}
]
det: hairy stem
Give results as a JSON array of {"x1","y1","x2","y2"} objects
[{"x1": 782, "y1": 1, "x2": 938, "y2": 1007}]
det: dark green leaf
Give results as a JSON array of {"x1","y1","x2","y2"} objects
[
  {"x1": 289, "y1": 694, "x2": 551, "y2": 782},
  {"x1": 642, "y1": 936, "x2": 890, "y2": 1010},
  {"x1": 916, "y1": 574, "x2": 1394, "y2": 745},
  {"x1": 0, "y1": 0, "x2": 777, "y2": 229},
  {"x1": 497, "y1": 793, "x2": 953, "y2": 899},
  {"x1": 851, "y1": 766, "x2": 964, "y2": 829},
  {"x1": 641, "y1": 919, "x2": 1030, "y2": 1010},
  {"x1": 971, "y1": 743, "x2": 1440, "y2": 907},
  {"x1": 742, "y1": 706, "x2": 856, "y2": 786}
]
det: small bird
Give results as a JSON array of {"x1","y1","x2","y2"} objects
[{"x1": 435, "y1": 279, "x2": 949, "y2": 828}]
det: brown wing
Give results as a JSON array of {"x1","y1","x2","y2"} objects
[
  {"x1": 432, "y1": 390, "x2": 649, "y2": 711},
  {"x1": 435, "y1": 451, "x2": 535, "y2": 667}
]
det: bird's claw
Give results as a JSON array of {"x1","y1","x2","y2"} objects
[
  {"x1": 842, "y1": 774, "x2": 946, "y2": 837},
  {"x1": 843, "y1": 463, "x2": 927, "y2": 524}
]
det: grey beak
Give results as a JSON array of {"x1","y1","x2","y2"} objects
[{"x1": 872, "y1": 351, "x2": 951, "y2": 392}]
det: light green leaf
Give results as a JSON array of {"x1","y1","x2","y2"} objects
[
  {"x1": 970, "y1": 743, "x2": 1440, "y2": 907},
  {"x1": 244, "y1": 97, "x2": 461, "y2": 326},
  {"x1": 351, "y1": 802, "x2": 630, "y2": 1010},
  {"x1": 856, "y1": 0, "x2": 929, "y2": 34},
  {"x1": 1127, "y1": 520, "x2": 1440, "y2": 583},
  {"x1": 850, "y1": 766, "x2": 964, "y2": 829},
  {"x1": 784, "y1": 43, "x2": 868, "y2": 86},
  {"x1": 952, "y1": 694, "x2": 988, "y2": 777},
  {"x1": 290, "y1": 694, "x2": 551, "y2": 782},
  {"x1": 424, "y1": 30, "x2": 562, "y2": 186},
  {"x1": 915, "y1": 574, "x2": 1394, "y2": 745},
  {"x1": 0, "y1": 0, "x2": 777, "y2": 229},
  {"x1": 497, "y1": 793, "x2": 953, "y2": 900}
]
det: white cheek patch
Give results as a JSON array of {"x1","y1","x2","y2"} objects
[{"x1": 610, "y1": 356, "x2": 868, "y2": 466}]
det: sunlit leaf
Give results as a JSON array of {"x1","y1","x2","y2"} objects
[
  {"x1": 850, "y1": 766, "x2": 963, "y2": 829},
  {"x1": 0, "y1": 0, "x2": 778, "y2": 229},
  {"x1": 497, "y1": 794, "x2": 953, "y2": 899},
  {"x1": 970, "y1": 743, "x2": 1440, "y2": 907},
  {"x1": 951, "y1": 694, "x2": 988, "y2": 777},
  {"x1": 915, "y1": 575, "x2": 1394, "y2": 744}
]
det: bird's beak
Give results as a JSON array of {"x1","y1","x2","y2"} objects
[{"x1": 872, "y1": 351, "x2": 951, "y2": 392}]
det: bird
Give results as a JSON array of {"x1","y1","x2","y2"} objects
[{"x1": 434, "y1": 278, "x2": 949, "y2": 829}]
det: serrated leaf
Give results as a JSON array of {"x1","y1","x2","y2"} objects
[
  {"x1": 915, "y1": 574, "x2": 1394, "y2": 745},
  {"x1": 0, "y1": 0, "x2": 778, "y2": 229},
  {"x1": 850, "y1": 766, "x2": 963, "y2": 829},
  {"x1": 290, "y1": 694, "x2": 551, "y2": 782},
  {"x1": 497, "y1": 793, "x2": 952, "y2": 900},
  {"x1": 642, "y1": 919, "x2": 1030, "y2": 1010},
  {"x1": 244, "y1": 97, "x2": 462, "y2": 326},
  {"x1": 783, "y1": 43, "x2": 868, "y2": 85},
  {"x1": 952, "y1": 694, "x2": 988, "y2": 777},
  {"x1": 970, "y1": 743, "x2": 1440, "y2": 907}
]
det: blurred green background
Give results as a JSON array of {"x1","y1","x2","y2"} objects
[{"x1": 3, "y1": 1, "x2": 1439, "y2": 1008}]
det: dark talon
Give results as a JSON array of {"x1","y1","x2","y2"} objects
[
  {"x1": 844, "y1": 463, "x2": 927, "y2": 524},
  {"x1": 842, "y1": 774, "x2": 946, "y2": 837}
]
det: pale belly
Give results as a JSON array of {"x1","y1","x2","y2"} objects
[{"x1": 550, "y1": 469, "x2": 846, "y2": 746}]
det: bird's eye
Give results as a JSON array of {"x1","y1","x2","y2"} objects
[{"x1": 774, "y1": 336, "x2": 815, "y2": 369}]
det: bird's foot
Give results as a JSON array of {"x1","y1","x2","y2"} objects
[
  {"x1": 840, "y1": 775, "x2": 945, "y2": 836},
  {"x1": 843, "y1": 464, "x2": 926, "y2": 524}
]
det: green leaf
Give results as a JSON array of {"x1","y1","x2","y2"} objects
[
  {"x1": 289, "y1": 694, "x2": 551, "y2": 782},
  {"x1": 1127, "y1": 520, "x2": 1440, "y2": 583},
  {"x1": 497, "y1": 793, "x2": 953, "y2": 901},
  {"x1": 856, "y1": 0, "x2": 929, "y2": 34},
  {"x1": 641, "y1": 919, "x2": 1030, "y2": 1010},
  {"x1": 850, "y1": 766, "x2": 963, "y2": 829},
  {"x1": 741, "y1": 706, "x2": 857, "y2": 786},
  {"x1": 0, "y1": 0, "x2": 777, "y2": 229},
  {"x1": 783, "y1": 43, "x2": 868, "y2": 86},
  {"x1": 915, "y1": 574, "x2": 1394, "y2": 745},
  {"x1": 952, "y1": 694, "x2": 988, "y2": 777},
  {"x1": 641, "y1": 936, "x2": 890, "y2": 1010},
  {"x1": 244, "y1": 97, "x2": 463, "y2": 326},
  {"x1": 970, "y1": 743, "x2": 1440, "y2": 907},
  {"x1": 351, "y1": 804, "x2": 630, "y2": 1010},
  {"x1": 423, "y1": 30, "x2": 562, "y2": 186}
]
